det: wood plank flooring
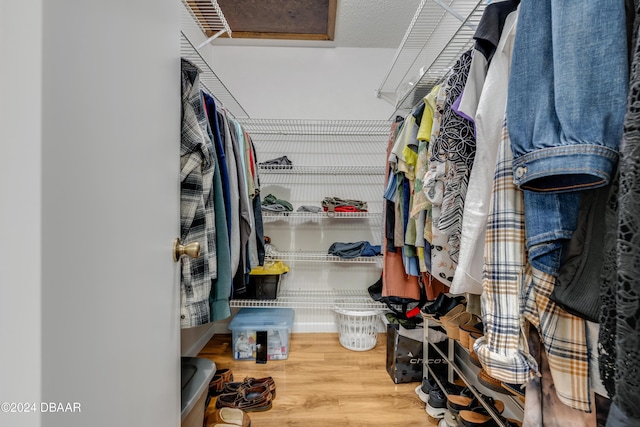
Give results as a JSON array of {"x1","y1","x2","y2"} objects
[{"x1": 198, "y1": 332, "x2": 439, "y2": 427}]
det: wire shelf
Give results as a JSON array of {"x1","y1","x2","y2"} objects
[
  {"x1": 265, "y1": 251, "x2": 382, "y2": 264},
  {"x1": 237, "y1": 119, "x2": 393, "y2": 136},
  {"x1": 180, "y1": 32, "x2": 249, "y2": 118},
  {"x1": 258, "y1": 165, "x2": 385, "y2": 175},
  {"x1": 376, "y1": 0, "x2": 486, "y2": 117},
  {"x1": 230, "y1": 289, "x2": 387, "y2": 310},
  {"x1": 262, "y1": 211, "x2": 383, "y2": 220},
  {"x1": 180, "y1": 0, "x2": 231, "y2": 40}
]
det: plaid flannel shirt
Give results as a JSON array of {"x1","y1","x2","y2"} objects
[
  {"x1": 180, "y1": 59, "x2": 217, "y2": 328},
  {"x1": 475, "y1": 120, "x2": 591, "y2": 412},
  {"x1": 475, "y1": 121, "x2": 532, "y2": 384}
]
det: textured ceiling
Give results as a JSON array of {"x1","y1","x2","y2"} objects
[
  {"x1": 212, "y1": 0, "x2": 421, "y2": 48},
  {"x1": 334, "y1": 0, "x2": 421, "y2": 48}
]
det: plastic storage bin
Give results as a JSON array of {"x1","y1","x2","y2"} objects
[
  {"x1": 181, "y1": 357, "x2": 215, "y2": 427},
  {"x1": 228, "y1": 307, "x2": 295, "y2": 360},
  {"x1": 246, "y1": 261, "x2": 289, "y2": 299}
]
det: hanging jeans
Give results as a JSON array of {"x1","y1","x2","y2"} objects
[{"x1": 506, "y1": 0, "x2": 628, "y2": 276}]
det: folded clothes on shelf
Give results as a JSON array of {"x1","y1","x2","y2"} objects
[
  {"x1": 327, "y1": 241, "x2": 381, "y2": 258},
  {"x1": 321, "y1": 196, "x2": 368, "y2": 212},
  {"x1": 261, "y1": 194, "x2": 293, "y2": 212},
  {"x1": 258, "y1": 155, "x2": 292, "y2": 167},
  {"x1": 296, "y1": 205, "x2": 323, "y2": 213}
]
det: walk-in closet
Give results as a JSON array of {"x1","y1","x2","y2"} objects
[{"x1": 3, "y1": 1, "x2": 639, "y2": 427}]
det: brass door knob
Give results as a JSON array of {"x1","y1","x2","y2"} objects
[{"x1": 173, "y1": 238, "x2": 200, "y2": 262}]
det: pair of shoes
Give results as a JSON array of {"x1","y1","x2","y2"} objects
[
  {"x1": 427, "y1": 381, "x2": 471, "y2": 419},
  {"x1": 215, "y1": 384, "x2": 272, "y2": 412},
  {"x1": 477, "y1": 369, "x2": 510, "y2": 395},
  {"x1": 422, "y1": 294, "x2": 467, "y2": 317},
  {"x1": 221, "y1": 376, "x2": 276, "y2": 400},
  {"x1": 443, "y1": 312, "x2": 480, "y2": 341},
  {"x1": 447, "y1": 392, "x2": 504, "y2": 416},
  {"x1": 205, "y1": 407, "x2": 251, "y2": 427},
  {"x1": 209, "y1": 368, "x2": 234, "y2": 397}
]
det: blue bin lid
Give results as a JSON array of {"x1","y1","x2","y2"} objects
[{"x1": 228, "y1": 307, "x2": 294, "y2": 330}]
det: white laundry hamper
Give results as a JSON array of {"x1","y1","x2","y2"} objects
[{"x1": 333, "y1": 306, "x2": 384, "y2": 351}]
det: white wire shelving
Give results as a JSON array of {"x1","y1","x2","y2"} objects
[
  {"x1": 376, "y1": 0, "x2": 486, "y2": 118},
  {"x1": 233, "y1": 117, "x2": 389, "y2": 314},
  {"x1": 238, "y1": 119, "x2": 393, "y2": 136},
  {"x1": 241, "y1": 119, "x2": 392, "y2": 168},
  {"x1": 249, "y1": 119, "x2": 390, "y2": 223},
  {"x1": 180, "y1": 0, "x2": 249, "y2": 118},
  {"x1": 265, "y1": 251, "x2": 382, "y2": 264},
  {"x1": 230, "y1": 289, "x2": 387, "y2": 310},
  {"x1": 262, "y1": 211, "x2": 382, "y2": 220},
  {"x1": 258, "y1": 165, "x2": 386, "y2": 175},
  {"x1": 180, "y1": 0, "x2": 232, "y2": 48}
]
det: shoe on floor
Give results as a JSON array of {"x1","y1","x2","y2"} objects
[
  {"x1": 415, "y1": 376, "x2": 439, "y2": 403},
  {"x1": 222, "y1": 376, "x2": 276, "y2": 399},
  {"x1": 215, "y1": 385, "x2": 272, "y2": 413},
  {"x1": 205, "y1": 407, "x2": 251, "y2": 427},
  {"x1": 209, "y1": 369, "x2": 234, "y2": 397}
]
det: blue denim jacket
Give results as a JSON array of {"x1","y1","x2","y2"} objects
[{"x1": 506, "y1": 1, "x2": 628, "y2": 275}]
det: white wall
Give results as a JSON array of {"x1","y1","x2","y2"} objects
[
  {"x1": 0, "y1": 2, "x2": 43, "y2": 426},
  {"x1": 208, "y1": 45, "x2": 397, "y2": 120}
]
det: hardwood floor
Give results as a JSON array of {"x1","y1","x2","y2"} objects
[{"x1": 198, "y1": 332, "x2": 439, "y2": 427}]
